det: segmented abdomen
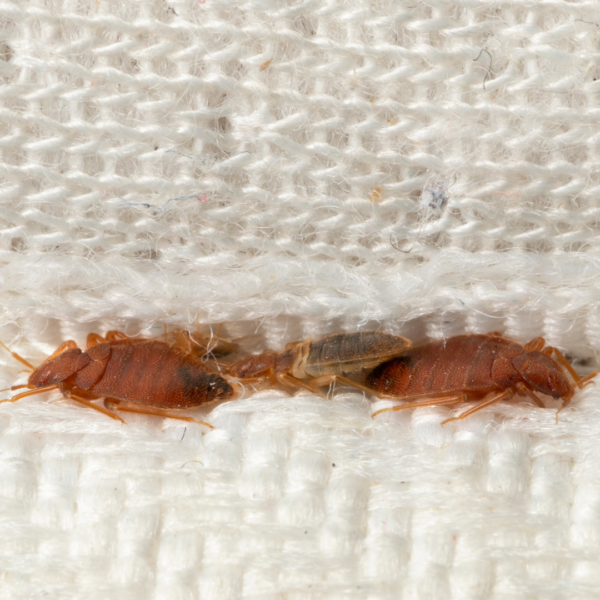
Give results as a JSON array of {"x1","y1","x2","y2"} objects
[
  {"x1": 88, "y1": 341, "x2": 234, "y2": 408},
  {"x1": 367, "y1": 334, "x2": 519, "y2": 396},
  {"x1": 304, "y1": 331, "x2": 411, "y2": 377}
]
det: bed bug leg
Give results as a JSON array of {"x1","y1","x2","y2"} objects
[
  {"x1": 542, "y1": 345, "x2": 598, "y2": 389},
  {"x1": 553, "y1": 374, "x2": 597, "y2": 423},
  {"x1": 275, "y1": 373, "x2": 328, "y2": 399},
  {"x1": 372, "y1": 392, "x2": 468, "y2": 418},
  {"x1": 62, "y1": 389, "x2": 125, "y2": 423},
  {"x1": 42, "y1": 340, "x2": 79, "y2": 362},
  {"x1": 103, "y1": 398, "x2": 214, "y2": 429},
  {"x1": 307, "y1": 374, "x2": 390, "y2": 397},
  {"x1": 524, "y1": 337, "x2": 546, "y2": 352},
  {"x1": 86, "y1": 333, "x2": 108, "y2": 347},
  {"x1": 441, "y1": 389, "x2": 514, "y2": 425},
  {"x1": 515, "y1": 382, "x2": 545, "y2": 407},
  {"x1": 542, "y1": 345, "x2": 581, "y2": 381},
  {"x1": 105, "y1": 331, "x2": 131, "y2": 342},
  {"x1": 577, "y1": 372, "x2": 598, "y2": 387}
]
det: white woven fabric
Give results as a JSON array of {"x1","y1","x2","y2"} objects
[{"x1": 2, "y1": 0, "x2": 600, "y2": 597}]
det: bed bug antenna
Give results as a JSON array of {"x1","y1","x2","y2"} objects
[{"x1": 0, "y1": 339, "x2": 35, "y2": 370}]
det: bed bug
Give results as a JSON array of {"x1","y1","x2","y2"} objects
[
  {"x1": 0, "y1": 329, "x2": 238, "y2": 428},
  {"x1": 225, "y1": 331, "x2": 412, "y2": 397},
  {"x1": 368, "y1": 333, "x2": 597, "y2": 424}
]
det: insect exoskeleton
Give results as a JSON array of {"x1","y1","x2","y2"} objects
[
  {"x1": 159, "y1": 325, "x2": 241, "y2": 360},
  {"x1": 367, "y1": 333, "x2": 597, "y2": 424},
  {"x1": 225, "y1": 331, "x2": 412, "y2": 397},
  {"x1": 0, "y1": 329, "x2": 240, "y2": 429}
]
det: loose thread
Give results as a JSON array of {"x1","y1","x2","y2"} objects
[
  {"x1": 473, "y1": 48, "x2": 492, "y2": 91},
  {"x1": 391, "y1": 233, "x2": 412, "y2": 253},
  {"x1": 117, "y1": 194, "x2": 208, "y2": 212}
]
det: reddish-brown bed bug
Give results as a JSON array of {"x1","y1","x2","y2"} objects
[
  {"x1": 368, "y1": 333, "x2": 597, "y2": 424},
  {"x1": 0, "y1": 329, "x2": 238, "y2": 428}
]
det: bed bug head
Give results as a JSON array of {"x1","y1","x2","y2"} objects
[
  {"x1": 29, "y1": 348, "x2": 85, "y2": 388},
  {"x1": 513, "y1": 351, "x2": 574, "y2": 401}
]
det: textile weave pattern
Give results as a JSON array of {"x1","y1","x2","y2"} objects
[{"x1": 1, "y1": 0, "x2": 600, "y2": 598}]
